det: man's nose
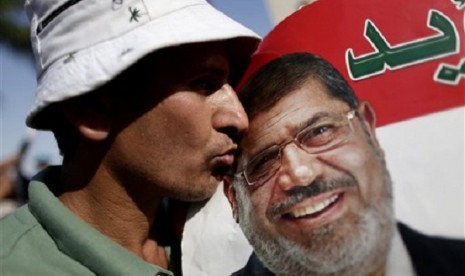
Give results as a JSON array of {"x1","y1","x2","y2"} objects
[
  {"x1": 211, "y1": 84, "x2": 249, "y2": 140},
  {"x1": 276, "y1": 144, "x2": 320, "y2": 191}
]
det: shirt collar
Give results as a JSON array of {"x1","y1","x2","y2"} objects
[
  {"x1": 385, "y1": 225, "x2": 415, "y2": 276},
  {"x1": 28, "y1": 167, "x2": 173, "y2": 276}
]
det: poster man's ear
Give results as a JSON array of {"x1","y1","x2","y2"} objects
[
  {"x1": 358, "y1": 101, "x2": 376, "y2": 133},
  {"x1": 357, "y1": 101, "x2": 384, "y2": 156}
]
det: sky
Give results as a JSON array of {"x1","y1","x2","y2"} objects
[{"x1": 0, "y1": 0, "x2": 273, "y2": 175}]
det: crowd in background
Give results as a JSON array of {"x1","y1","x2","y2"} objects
[{"x1": 0, "y1": 129, "x2": 50, "y2": 218}]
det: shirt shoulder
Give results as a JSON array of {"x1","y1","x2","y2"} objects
[
  {"x1": 398, "y1": 222, "x2": 465, "y2": 276},
  {"x1": 0, "y1": 205, "x2": 39, "y2": 258},
  {"x1": 231, "y1": 253, "x2": 275, "y2": 276},
  {"x1": 0, "y1": 205, "x2": 94, "y2": 275}
]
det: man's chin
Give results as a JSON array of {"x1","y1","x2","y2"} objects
[
  {"x1": 175, "y1": 180, "x2": 220, "y2": 202},
  {"x1": 242, "y1": 206, "x2": 393, "y2": 276}
]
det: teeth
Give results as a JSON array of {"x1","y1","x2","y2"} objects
[{"x1": 289, "y1": 194, "x2": 339, "y2": 218}]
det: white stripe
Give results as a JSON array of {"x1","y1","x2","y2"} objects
[{"x1": 378, "y1": 107, "x2": 464, "y2": 238}]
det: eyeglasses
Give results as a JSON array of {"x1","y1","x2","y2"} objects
[{"x1": 236, "y1": 110, "x2": 356, "y2": 187}]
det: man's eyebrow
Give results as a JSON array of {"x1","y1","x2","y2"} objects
[
  {"x1": 198, "y1": 56, "x2": 230, "y2": 73},
  {"x1": 295, "y1": 111, "x2": 333, "y2": 131},
  {"x1": 244, "y1": 111, "x2": 333, "y2": 164},
  {"x1": 191, "y1": 64, "x2": 228, "y2": 77}
]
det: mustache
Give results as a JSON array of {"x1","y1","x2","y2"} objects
[{"x1": 267, "y1": 177, "x2": 356, "y2": 219}]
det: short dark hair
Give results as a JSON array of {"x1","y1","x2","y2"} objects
[{"x1": 239, "y1": 53, "x2": 359, "y2": 119}]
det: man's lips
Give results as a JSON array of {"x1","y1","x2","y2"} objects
[
  {"x1": 266, "y1": 178, "x2": 355, "y2": 230},
  {"x1": 277, "y1": 189, "x2": 346, "y2": 226},
  {"x1": 214, "y1": 148, "x2": 236, "y2": 165},
  {"x1": 285, "y1": 193, "x2": 341, "y2": 219},
  {"x1": 211, "y1": 148, "x2": 236, "y2": 179}
]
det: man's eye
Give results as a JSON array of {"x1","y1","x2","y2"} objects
[
  {"x1": 247, "y1": 150, "x2": 279, "y2": 179},
  {"x1": 313, "y1": 126, "x2": 329, "y2": 136},
  {"x1": 300, "y1": 124, "x2": 337, "y2": 147},
  {"x1": 190, "y1": 77, "x2": 223, "y2": 95}
]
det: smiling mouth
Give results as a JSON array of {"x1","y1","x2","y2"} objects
[{"x1": 284, "y1": 193, "x2": 341, "y2": 219}]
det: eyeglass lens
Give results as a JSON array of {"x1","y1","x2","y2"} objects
[{"x1": 244, "y1": 111, "x2": 355, "y2": 186}]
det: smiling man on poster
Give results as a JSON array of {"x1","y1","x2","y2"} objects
[{"x1": 222, "y1": 0, "x2": 465, "y2": 275}]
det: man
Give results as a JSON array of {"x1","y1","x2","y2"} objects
[
  {"x1": 0, "y1": 0, "x2": 259, "y2": 275},
  {"x1": 225, "y1": 52, "x2": 464, "y2": 276},
  {"x1": 223, "y1": 1, "x2": 465, "y2": 275}
]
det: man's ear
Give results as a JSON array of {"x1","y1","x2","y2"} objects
[
  {"x1": 60, "y1": 96, "x2": 111, "y2": 141},
  {"x1": 223, "y1": 176, "x2": 239, "y2": 223},
  {"x1": 358, "y1": 101, "x2": 376, "y2": 130},
  {"x1": 358, "y1": 101, "x2": 384, "y2": 155}
]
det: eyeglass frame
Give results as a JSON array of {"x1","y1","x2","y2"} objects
[{"x1": 235, "y1": 110, "x2": 357, "y2": 187}]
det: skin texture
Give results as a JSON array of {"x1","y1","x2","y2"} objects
[
  {"x1": 225, "y1": 77, "x2": 395, "y2": 275},
  {"x1": 58, "y1": 41, "x2": 248, "y2": 267},
  {"x1": 102, "y1": 42, "x2": 248, "y2": 202}
]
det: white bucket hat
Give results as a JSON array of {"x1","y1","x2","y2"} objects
[{"x1": 25, "y1": 0, "x2": 260, "y2": 129}]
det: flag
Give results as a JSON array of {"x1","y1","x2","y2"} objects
[{"x1": 182, "y1": 1, "x2": 464, "y2": 274}]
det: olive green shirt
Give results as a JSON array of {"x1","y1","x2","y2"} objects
[{"x1": 0, "y1": 168, "x2": 175, "y2": 276}]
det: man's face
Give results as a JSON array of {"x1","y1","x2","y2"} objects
[
  {"x1": 226, "y1": 78, "x2": 394, "y2": 275},
  {"x1": 106, "y1": 42, "x2": 248, "y2": 202}
]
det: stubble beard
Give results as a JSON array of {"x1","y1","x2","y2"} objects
[{"x1": 235, "y1": 168, "x2": 395, "y2": 276}]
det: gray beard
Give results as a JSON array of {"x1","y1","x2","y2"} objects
[{"x1": 235, "y1": 173, "x2": 395, "y2": 276}]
